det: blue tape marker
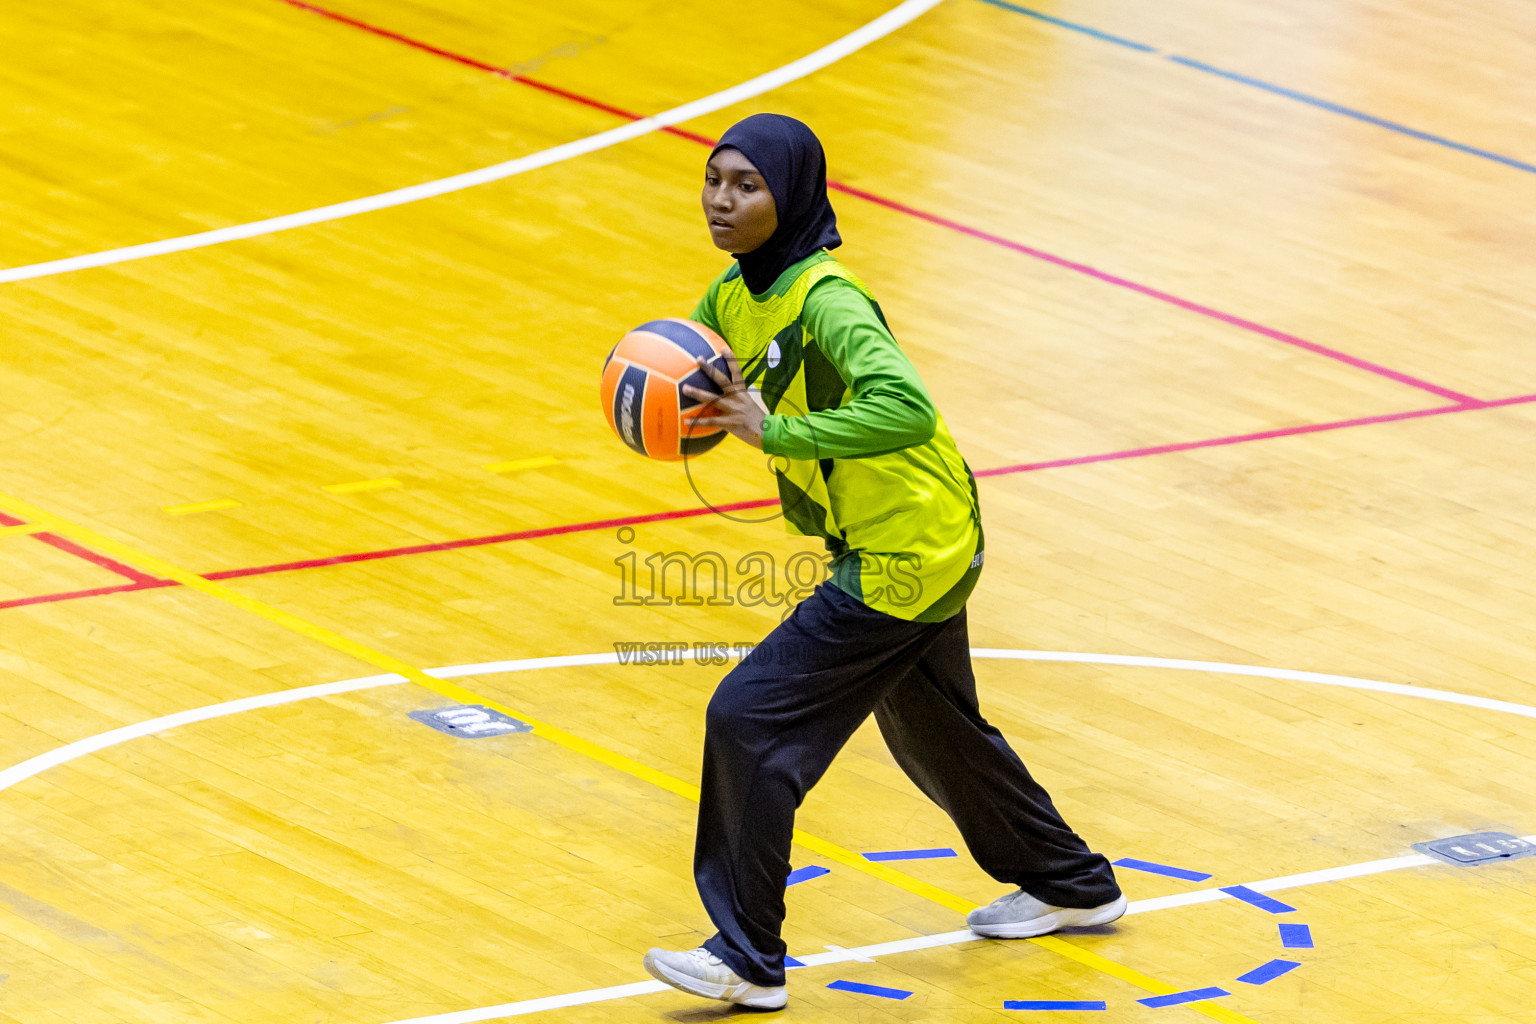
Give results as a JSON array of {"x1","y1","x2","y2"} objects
[
  {"x1": 784, "y1": 956, "x2": 805, "y2": 968},
  {"x1": 1165, "y1": 56, "x2": 1536, "y2": 176},
  {"x1": 1237, "y1": 959, "x2": 1301, "y2": 986},
  {"x1": 1278, "y1": 923, "x2": 1313, "y2": 948},
  {"x1": 1220, "y1": 885, "x2": 1296, "y2": 914},
  {"x1": 862, "y1": 848, "x2": 957, "y2": 862},
  {"x1": 978, "y1": 0, "x2": 1536, "y2": 179},
  {"x1": 787, "y1": 865, "x2": 830, "y2": 885},
  {"x1": 973, "y1": 0, "x2": 1158, "y2": 52},
  {"x1": 1112, "y1": 857, "x2": 1213, "y2": 882},
  {"x1": 1137, "y1": 987, "x2": 1230, "y2": 1008},
  {"x1": 827, "y1": 980, "x2": 912, "y2": 1000},
  {"x1": 1004, "y1": 999, "x2": 1108, "y2": 1010}
]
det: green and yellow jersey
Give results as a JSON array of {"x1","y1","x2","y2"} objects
[{"x1": 692, "y1": 250, "x2": 983, "y2": 622}]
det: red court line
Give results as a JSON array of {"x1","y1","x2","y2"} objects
[
  {"x1": 0, "y1": 501, "x2": 776, "y2": 611},
  {"x1": 0, "y1": 511, "x2": 161, "y2": 584},
  {"x1": 827, "y1": 182, "x2": 1478, "y2": 405},
  {"x1": 0, "y1": 579, "x2": 175, "y2": 611},
  {"x1": 272, "y1": 0, "x2": 721, "y2": 148},
  {"x1": 6, "y1": 394, "x2": 1531, "y2": 614},
  {"x1": 272, "y1": 0, "x2": 1478, "y2": 405},
  {"x1": 203, "y1": 499, "x2": 778, "y2": 579},
  {"x1": 973, "y1": 396, "x2": 1522, "y2": 476}
]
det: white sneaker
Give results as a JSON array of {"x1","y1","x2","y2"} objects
[
  {"x1": 643, "y1": 946, "x2": 788, "y2": 1010},
  {"x1": 967, "y1": 890, "x2": 1128, "y2": 939}
]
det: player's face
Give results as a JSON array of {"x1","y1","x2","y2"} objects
[{"x1": 703, "y1": 149, "x2": 778, "y2": 254}]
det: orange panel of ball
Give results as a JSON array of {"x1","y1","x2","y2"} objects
[{"x1": 601, "y1": 318, "x2": 731, "y2": 461}]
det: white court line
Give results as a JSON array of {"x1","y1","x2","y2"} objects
[
  {"x1": 6, "y1": 647, "x2": 1534, "y2": 794},
  {"x1": 0, "y1": 0, "x2": 944, "y2": 285},
  {"x1": 3, "y1": 649, "x2": 1532, "y2": 1019},
  {"x1": 0, "y1": 671, "x2": 404, "y2": 794},
  {"x1": 375, "y1": 838, "x2": 1536, "y2": 1024},
  {"x1": 0, "y1": 653, "x2": 590, "y2": 794},
  {"x1": 973, "y1": 649, "x2": 1536, "y2": 720}
]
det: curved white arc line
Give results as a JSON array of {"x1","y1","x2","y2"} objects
[
  {"x1": 5, "y1": 648, "x2": 1535, "y2": 798},
  {"x1": 0, "y1": 672, "x2": 406, "y2": 794},
  {"x1": 971, "y1": 649, "x2": 1536, "y2": 720},
  {"x1": 3, "y1": 647, "x2": 1533, "y2": 1022},
  {"x1": 0, "y1": 0, "x2": 945, "y2": 285},
  {"x1": 370, "y1": 838, "x2": 1536, "y2": 1024},
  {"x1": 0, "y1": 653, "x2": 623, "y2": 795}
]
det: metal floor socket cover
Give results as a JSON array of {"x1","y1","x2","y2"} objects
[
  {"x1": 409, "y1": 705, "x2": 532, "y2": 738},
  {"x1": 1412, "y1": 832, "x2": 1536, "y2": 866}
]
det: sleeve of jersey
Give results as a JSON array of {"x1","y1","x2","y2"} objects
[
  {"x1": 761, "y1": 280, "x2": 937, "y2": 460},
  {"x1": 689, "y1": 277, "x2": 723, "y2": 335}
]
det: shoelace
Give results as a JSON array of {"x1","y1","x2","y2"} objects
[{"x1": 685, "y1": 947, "x2": 724, "y2": 969}]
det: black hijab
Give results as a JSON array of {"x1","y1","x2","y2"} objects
[{"x1": 711, "y1": 113, "x2": 841, "y2": 294}]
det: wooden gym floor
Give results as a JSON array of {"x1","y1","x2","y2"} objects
[{"x1": 2, "y1": 1, "x2": 1534, "y2": 1021}]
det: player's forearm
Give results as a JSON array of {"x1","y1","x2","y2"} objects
[{"x1": 762, "y1": 384, "x2": 936, "y2": 459}]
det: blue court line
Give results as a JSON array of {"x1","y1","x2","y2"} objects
[
  {"x1": 1112, "y1": 857, "x2": 1213, "y2": 882},
  {"x1": 1237, "y1": 959, "x2": 1302, "y2": 986},
  {"x1": 787, "y1": 865, "x2": 830, "y2": 885},
  {"x1": 1220, "y1": 885, "x2": 1297, "y2": 914},
  {"x1": 1166, "y1": 56, "x2": 1536, "y2": 175},
  {"x1": 1004, "y1": 999, "x2": 1108, "y2": 1010},
  {"x1": 863, "y1": 847, "x2": 957, "y2": 862},
  {"x1": 1137, "y1": 987, "x2": 1230, "y2": 1008},
  {"x1": 1279, "y1": 922, "x2": 1314, "y2": 948},
  {"x1": 784, "y1": 955, "x2": 805, "y2": 968},
  {"x1": 973, "y1": 0, "x2": 1536, "y2": 178},
  {"x1": 973, "y1": 0, "x2": 1157, "y2": 52},
  {"x1": 827, "y1": 980, "x2": 913, "y2": 1000}
]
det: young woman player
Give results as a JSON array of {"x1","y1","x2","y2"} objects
[{"x1": 641, "y1": 113, "x2": 1125, "y2": 1012}]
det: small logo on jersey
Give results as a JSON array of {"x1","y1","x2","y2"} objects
[
  {"x1": 766, "y1": 340, "x2": 782, "y2": 369},
  {"x1": 971, "y1": 550, "x2": 985, "y2": 568}
]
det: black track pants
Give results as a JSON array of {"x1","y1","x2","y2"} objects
[{"x1": 696, "y1": 583, "x2": 1121, "y2": 987}]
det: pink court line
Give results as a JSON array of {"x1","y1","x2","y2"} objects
[
  {"x1": 973, "y1": 394, "x2": 1532, "y2": 476},
  {"x1": 0, "y1": 500, "x2": 778, "y2": 612},
  {"x1": 4, "y1": 394, "x2": 1531, "y2": 614},
  {"x1": 0, "y1": 511, "x2": 160, "y2": 585},
  {"x1": 271, "y1": 0, "x2": 720, "y2": 148},
  {"x1": 271, "y1": 0, "x2": 1477, "y2": 405},
  {"x1": 827, "y1": 182, "x2": 1479, "y2": 405}
]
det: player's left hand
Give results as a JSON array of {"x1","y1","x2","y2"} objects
[{"x1": 685, "y1": 351, "x2": 765, "y2": 451}]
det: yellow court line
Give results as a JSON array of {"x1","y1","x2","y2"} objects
[
  {"x1": 0, "y1": 522, "x2": 49, "y2": 537},
  {"x1": 0, "y1": 487, "x2": 1261, "y2": 1024},
  {"x1": 321, "y1": 477, "x2": 402, "y2": 494}
]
